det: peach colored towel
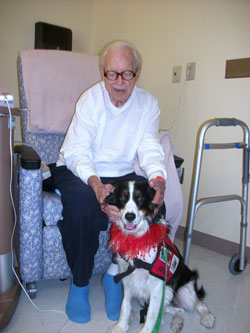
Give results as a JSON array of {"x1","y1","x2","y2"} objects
[{"x1": 20, "y1": 49, "x2": 101, "y2": 133}]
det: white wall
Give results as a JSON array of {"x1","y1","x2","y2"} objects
[
  {"x1": 0, "y1": 0, "x2": 250, "y2": 246},
  {"x1": 92, "y1": 0, "x2": 250, "y2": 246}
]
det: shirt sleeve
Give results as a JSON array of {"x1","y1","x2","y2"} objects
[
  {"x1": 137, "y1": 98, "x2": 167, "y2": 181},
  {"x1": 59, "y1": 92, "x2": 99, "y2": 184}
]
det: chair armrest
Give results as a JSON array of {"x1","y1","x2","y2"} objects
[
  {"x1": 14, "y1": 144, "x2": 41, "y2": 170},
  {"x1": 16, "y1": 159, "x2": 43, "y2": 283}
]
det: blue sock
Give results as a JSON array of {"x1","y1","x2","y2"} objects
[
  {"x1": 66, "y1": 281, "x2": 90, "y2": 323},
  {"x1": 102, "y1": 273, "x2": 123, "y2": 321}
]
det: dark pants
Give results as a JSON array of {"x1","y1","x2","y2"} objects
[{"x1": 51, "y1": 166, "x2": 150, "y2": 287}]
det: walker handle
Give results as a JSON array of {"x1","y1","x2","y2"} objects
[{"x1": 215, "y1": 118, "x2": 238, "y2": 127}]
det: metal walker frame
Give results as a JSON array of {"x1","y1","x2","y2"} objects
[{"x1": 183, "y1": 118, "x2": 249, "y2": 274}]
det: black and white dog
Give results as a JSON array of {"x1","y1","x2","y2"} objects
[{"x1": 105, "y1": 181, "x2": 215, "y2": 333}]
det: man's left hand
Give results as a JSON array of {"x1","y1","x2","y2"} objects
[{"x1": 149, "y1": 177, "x2": 166, "y2": 209}]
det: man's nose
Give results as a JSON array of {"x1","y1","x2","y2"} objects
[{"x1": 115, "y1": 73, "x2": 124, "y2": 84}]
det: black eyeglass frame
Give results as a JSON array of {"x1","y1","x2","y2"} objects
[{"x1": 104, "y1": 70, "x2": 137, "y2": 81}]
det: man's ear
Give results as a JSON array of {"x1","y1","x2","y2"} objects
[
  {"x1": 100, "y1": 66, "x2": 105, "y2": 81},
  {"x1": 135, "y1": 67, "x2": 141, "y2": 83}
]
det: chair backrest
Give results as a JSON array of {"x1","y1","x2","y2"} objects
[{"x1": 17, "y1": 50, "x2": 101, "y2": 164}]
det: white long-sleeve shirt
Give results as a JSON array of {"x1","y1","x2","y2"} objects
[{"x1": 57, "y1": 81, "x2": 167, "y2": 184}]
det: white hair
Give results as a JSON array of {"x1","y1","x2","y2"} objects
[{"x1": 99, "y1": 40, "x2": 143, "y2": 71}]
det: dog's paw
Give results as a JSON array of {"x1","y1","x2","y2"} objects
[
  {"x1": 171, "y1": 312, "x2": 184, "y2": 332},
  {"x1": 200, "y1": 311, "x2": 216, "y2": 328},
  {"x1": 107, "y1": 324, "x2": 127, "y2": 333},
  {"x1": 136, "y1": 328, "x2": 153, "y2": 333}
]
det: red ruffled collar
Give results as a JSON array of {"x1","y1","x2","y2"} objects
[{"x1": 109, "y1": 223, "x2": 167, "y2": 260}]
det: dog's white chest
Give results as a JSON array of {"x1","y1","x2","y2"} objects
[
  {"x1": 132, "y1": 246, "x2": 157, "y2": 263},
  {"x1": 117, "y1": 247, "x2": 160, "y2": 302}
]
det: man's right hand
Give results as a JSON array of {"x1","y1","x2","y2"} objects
[{"x1": 88, "y1": 176, "x2": 121, "y2": 222}]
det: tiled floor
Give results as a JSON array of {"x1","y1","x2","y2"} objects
[{"x1": 2, "y1": 239, "x2": 250, "y2": 333}]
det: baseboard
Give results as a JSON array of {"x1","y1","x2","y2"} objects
[{"x1": 175, "y1": 226, "x2": 250, "y2": 263}]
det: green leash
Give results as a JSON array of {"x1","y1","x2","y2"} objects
[{"x1": 152, "y1": 242, "x2": 168, "y2": 333}]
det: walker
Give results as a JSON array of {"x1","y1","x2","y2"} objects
[{"x1": 183, "y1": 118, "x2": 249, "y2": 274}]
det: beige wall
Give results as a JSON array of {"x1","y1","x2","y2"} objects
[
  {"x1": 0, "y1": 0, "x2": 250, "y2": 246},
  {"x1": 0, "y1": 0, "x2": 94, "y2": 139},
  {"x1": 92, "y1": 0, "x2": 250, "y2": 246}
]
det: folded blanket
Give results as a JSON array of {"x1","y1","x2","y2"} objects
[
  {"x1": 134, "y1": 131, "x2": 183, "y2": 240},
  {"x1": 20, "y1": 49, "x2": 101, "y2": 133}
]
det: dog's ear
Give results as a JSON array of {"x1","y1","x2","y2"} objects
[
  {"x1": 147, "y1": 184, "x2": 157, "y2": 214},
  {"x1": 147, "y1": 185, "x2": 156, "y2": 202},
  {"x1": 105, "y1": 192, "x2": 117, "y2": 206},
  {"x1": 148, "y1": 202, "x2": 157, "y2": 214},
  {"x1": 105, "y1": 185, "x2": 118, "y2": 206}
]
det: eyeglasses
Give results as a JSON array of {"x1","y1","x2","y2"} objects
[{"x1": 104, "y1": 70, "x2": 137, "y2": 81}]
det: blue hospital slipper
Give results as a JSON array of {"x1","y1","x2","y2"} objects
[
  {"x1": 102, "y1": 273, "x2": 123, "y2": 321},
  {"x1": 66, "y1": 282, "x2": 90, "y2": 323}
]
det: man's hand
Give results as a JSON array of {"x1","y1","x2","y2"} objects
[
  {"x1": 88, "y1": 176, "x2": 121, "y2": 222},
  {"x1": 149, "y1": 177, "x2": 166, "y2": 214},
  {"x1": 102, "y1": 204, "x2": 121, "y2": 223}
]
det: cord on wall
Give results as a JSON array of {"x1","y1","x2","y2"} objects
[{"x1": 167, "y1": 80, "x2": 186, "y2": 142}]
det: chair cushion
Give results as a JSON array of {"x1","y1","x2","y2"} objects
[
  {"x1": 42, "y1": 225, "x2": 112, "y2": 279},
  {"x1": 92, "y1": 228, "x2": 112, "y2": 275},
  {"x1": 43, "y1": 192, "x2": 63, "y2": 226},
  {"x1": 42, "y1": 191, "x2": 112, "y2": 276},
  {"x1": 42, "y1": 226, "x2": 71, "y2": 280}
]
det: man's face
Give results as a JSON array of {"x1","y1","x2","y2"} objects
[{"x1": 101, "y1": 48, "x2": 141, "y2": 108}]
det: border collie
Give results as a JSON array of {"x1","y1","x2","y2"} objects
[{"x1": 105, "y1": 181, "x2": 215, "y2": 333}]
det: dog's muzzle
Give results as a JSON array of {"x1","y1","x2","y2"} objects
[{"x1": 124, "y1": 212, "x2": 137, "y2": 230}]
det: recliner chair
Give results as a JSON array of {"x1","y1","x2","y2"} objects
[
  {"x1": 15, "y1": 49, "x2": 184, "y2": 299},
  {"x1": 15, "y1": 49, "x2": 113, "y2": 298}
]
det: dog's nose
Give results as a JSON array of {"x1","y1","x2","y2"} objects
[{"x1": 125, "y1": 212, "x2": 136, "y2": 222}]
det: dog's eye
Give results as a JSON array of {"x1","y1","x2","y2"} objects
[
  {"x1": 119, "y1": 192, "x2": 129, "y2": 203},
  {"x1": 134, "y1": 191, "x2": 143, "y2": 203},
  {"x1": 117, "y1": 189, "x2": 129, "y2": 202}
]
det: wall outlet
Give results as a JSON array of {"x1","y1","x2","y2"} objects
[
  {"x1": 0, "y1": 94, "x2": 14, "y2": 108},
  {"x1": 172, "y1": 66, "x2": 182, "y2": 83},
  {"x1": 186, "y1": 62, "x2": 196, "y2": 80}
]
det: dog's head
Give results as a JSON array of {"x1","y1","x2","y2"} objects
[{"x1": 105, "y1": 181, "x2": 157, "y2": 236}]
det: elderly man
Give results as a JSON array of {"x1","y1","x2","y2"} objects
[{"x1": 51, "y1": 40, "x2": 167, "y2": 323}]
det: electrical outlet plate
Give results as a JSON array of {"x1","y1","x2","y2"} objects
[
  {"x1": 172, "y1": 66, "x2": 182, "y2": 83},
  {"x1": 186, "y1": 62, "x2": 196, "y2": 80},
  {"x1": 0, "y1": 94, "x2": 14, "y2": 108}
]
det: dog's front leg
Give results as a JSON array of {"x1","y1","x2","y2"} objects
[
  {"x1": 137, "y1": 283, "x2": 163, "y2": 333},
  {"x1": 107, "y1": 288, "x2": 132, "y2": 333}
]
